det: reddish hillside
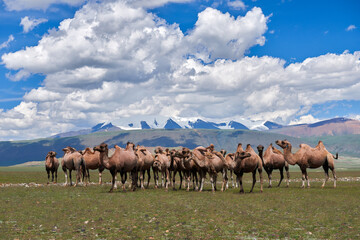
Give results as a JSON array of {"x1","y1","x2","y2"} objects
[{"x1": 269, "y1": 118, "x2": 360, "y2": 137}]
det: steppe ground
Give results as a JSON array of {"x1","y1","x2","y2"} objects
[{"x1": 0, "y1": 166, "x2": 359, "y2": 239}]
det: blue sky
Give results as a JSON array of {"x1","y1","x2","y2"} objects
[{"x1": 0, "y1": 0, "x2": 359, "y2": 140}]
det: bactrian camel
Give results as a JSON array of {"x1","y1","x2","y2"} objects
[
  {"x1": 45, "y1": 151, "x2": 59, "y2": 184},
  {"x1": 94, "y1": 142, "x2": 138, "y2": 192},
  {"x1": 186, "y1": 144, "x2": 228, "y2": 192},
  {"x1": 169, "y1": 149, "x2": 185, "y2": 190},
  {"x1": 80, "y1": 148, "x2": 105, "y2": 184},
  {"x1": 257, "y1": 144, "x2": 290, "y2": 188},
  {"x1": 152, "y1": 147, "x2": 171, "y2": 190},
  {"x1": 61, "y1": 146, "x2": 86, "y2": 186},
  {"x1": 275, "y1": 140, "x2": 338, "y2": 188},
  {"x1": 135, "y1": 145, "x2": 154, "y2": 189},
  {"x1": 180, "y1": 147, "x2": 199, "y2": 191},
  {"x1": 234, "y1": 143, "x2": 263, "y2": 193}
]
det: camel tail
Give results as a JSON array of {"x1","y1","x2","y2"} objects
[{"x1": 333, "y1": 153, "x2": 338, "y2": 159}]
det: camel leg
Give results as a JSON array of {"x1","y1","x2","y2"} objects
[
  {"x1": 322, "y1": 163, "x2": 330, "y2": 188},
  {"x1": 186, "y1": 171, "x2": 191, "y2": 191},
  {"x1": 168, "y1": 171, "x2": 172, "y2": 188},
  {"x1": 140, "y1": 169, "x2": 145, "y2": 190},
  {"x1": 268, "y1": 169, "x2": 273, "y2": 188},
  {"x1": 301, "y1": 169, "x2": 306, "y2": 188},
  {"x1": 259, "y1": 167, "x2": 263, "y2": 193},
  {"x1": 54, "y1": 170, "x2": 58, "y2": 183},
  {"x1": 235, "y1": 173, "x2": 239, "y2": 188},
  {"x1": 278, "y1": 168, "x2": 284, "y2": 187},
  {"x1": 230, "y1": 170, "x2": 234, "y2": 188},
  {"x1": 285, "y1": 165, "x2": 290, "y2": 187},
  {"x1": 193, "y1": 171, "x2": 198, "y2": 191},
  {"x1": 250, "y1": 170, "x2": 257, "y2": 193},
  {"x1": 154, "y1": 170, "x2": 158, "y2": 189},
  {"x1": 239, "y1": 173, "x2": 244, "y2": 193},
  {"x1": 69, "y1": 170, "x2": 73, "y2": 186},
  {"x1": 47, "y1": 170, "x2": 50, "y2": 184},
  {"x1": 306, "y1": 171, "x2": 310, "y2": 188},
  {"x1": 172, "y1": 170, "x2": 177, "y2": 190},
  {"x1": 146, "y1": 169, "x2": 151, "y2": 188},
  {"x1": 210, "y1": 174, "x2": 215, "y2": 192},
  {"x1": 98, "y1": 170, "x2": 102, "y2": 185},
  {"x1": 179, "y1": 171, "x2": 183, "y2": 190},
  {"x1": 120, "y1": 172, "x2": 127, "y2": 191},
  {"x1": 221, "y1": 169, "x2": 227, "y2": 192},
  {"x1": 109, "y1": 169, "x2": 116, "y2": 193},
  {"x1": 165, "y1": 169, "x2": 170, "y2": 190}
]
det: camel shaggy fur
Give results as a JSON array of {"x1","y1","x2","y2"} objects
[
  {"x1": 61, "y1": 146, "x2": 86, "y2": 186},
  {"x1": 80, "y1": 148, "x2": 104, "y2": 184}
]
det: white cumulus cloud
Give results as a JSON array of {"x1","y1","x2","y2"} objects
[
  {"x1": 0, "y1": 35, "x2": 14, "y2": 50},
  {"x1": 346, "y1": 24, "x2": 356, "y2": 31},
  {"x1": 20, "y1": 16, "x2": 48, "y2": 33},
  {"x1": 3, "y1": 0, "x2": 86, "y2": 11}
]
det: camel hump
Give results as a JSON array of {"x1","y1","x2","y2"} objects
[
  {"x1": 108, "y1": 148, "x2": 116, "y2": 158},
  {"x1": 84, "y1": 147, "x2": 95, "y2": 154}
]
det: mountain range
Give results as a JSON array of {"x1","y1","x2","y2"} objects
[{"x1": 50, "y1": 117, "x2": 360, "y2": 139}]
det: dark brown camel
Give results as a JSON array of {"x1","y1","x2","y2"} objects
[
  {"x1": 45, "y1": 151, "x2": 59, "y2": 184},
  {"x1": 152, "y1": 147, "x2": 171, "y2": 190}
]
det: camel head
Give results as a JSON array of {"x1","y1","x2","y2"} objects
[
  {"x1": 94, "y1": 143, "x2": 108, "y2": 152},
  {"x1": 154, "y1": 147, "x2": 163, "y2": 154},
  {"x1": 275, "y1": 140, "x2": 291, "y2": 150},
  {"x1": 257, "y1": 145, "x2": 264, "y2": 152},
  {"x1": 153, "y1": 155, "x2": 162, "y2": 170},
  {"x1": 47, "y1": 151, "x2": 57, "y2": 158},
  {"x1": 126, "y1": 142, "x2": 135, "y2": 151}
]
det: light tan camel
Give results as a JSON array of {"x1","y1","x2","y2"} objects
[
  {"x1": 135, "y1": 145, "x2": 154, "y2": 189},
  {"x1": 94, "y1": 142, "x2": 138, "y2": 192},
  {"x1": 257, "y1": 144, "x2": 290, "y2": 188},
  {"x1": 61, "y1": 146, "x2": 86, "y2": 186},
  {"x1": 186, "y1": 144, "x2": 228, "y2": 192},
  {"x1": 45, "y1": 151, "x2": 59, "y2": 184},
  {"x1": 80, "y1": 148, "x2": 105, "y2": 184},
  {"x1": 234, "y1": 143, "x2": 263, "y2": 193},
  {"x1": 152, "y1": 147, "x2": 171, "y2": 190},
  {"x1": 275, "y1": 140, "x2": 338, "y2": 188},
  {"x1": 223, "y1": 152, "x2": 238, "y2": 188},
  {"x1": 180, "y1": 147, "x2": 199, "y2": 191}
]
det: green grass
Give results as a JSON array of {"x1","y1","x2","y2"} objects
[{"x1": 1, "y1": 167, "x2": 360, "y2": 239}]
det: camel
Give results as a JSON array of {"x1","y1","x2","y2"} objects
[
  {"x1": 275, "y1": 139, "x2": 338, "y2": 188},
  {"x1": 135, "y1": 145, "x2": 154, "y2": 189},
  {"x1": 234, "y1": 143, "x2": 263, "y2": 193},
  {"x1": 257, "y1": 144, "x2": 290, "y2": 188},
  {"x1": 45, "y1": 151, "x2": 59, "y2": 184},
  {"x1": 94, "y1": 142, "x2": 138, "y2": 192},
  {"x1": 185, "y1": 144, "x2": 228, "y2": 192},
  {"x1": 80, "y1": 148, "x2": 105, "y2": 184},
  {"x1": 152, "y1": 147, "x2": 171, "y2": 190},
  {"x1": 169, "y1": 149, "x2": 187, "y2": 190},
  {"x1": 223, "y1": 152, "x2": 238, "y2": 188},
  {"x1": 61, "y1": 146, "x2": 86, "y2": 186},
  {"x1": 180, "y1": 147, "x2": 199, "y2": 191}
]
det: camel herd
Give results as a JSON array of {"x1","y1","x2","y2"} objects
[{"x1": 44, "y1": 139, "x2": 338, "y2": 193}]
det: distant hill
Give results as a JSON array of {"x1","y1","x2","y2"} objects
[
  {"x1": 0, "y1": 129, "x2": 302, "y2": 166},
  {"x1": 269, "y1": 118, "x2": 360, "y2": 137}
]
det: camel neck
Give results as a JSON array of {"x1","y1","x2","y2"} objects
[
  {"x1": 283, "y1": 147, "x2": 297, "y2": 165},
  {"x1": 99, "y1": 150, "x2": 111, "y2": 169}
]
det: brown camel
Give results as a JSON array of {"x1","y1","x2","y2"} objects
[
  {"x1": 186, "y1": 144, "x2": 228, "y2": 192},
  {"x1": 45, "y1": 151, "x2": 59, "y2": 184},
  {"x1": 152, "y1": 147, "x2": 171, "y2": 190},
  {"x1": 135, "y1": 145, "x2": 154, "y2": 189},
  {"x1": 257, "y1": 144, "x2": 290, "y2": 188},
  {"x1": 180, "y1": 147, "x2": 199, "y2": 191},
  {"x1": 94, "y1": 142, "x2": 138, "y2": 192},
  {"x1": 169, "y1": 148, "x2": 188, "y2": 190},
  {"x1": 275, "y1": 140, "x2": 338, "y2": 188},
  {"x1": 61, "y1": 146, "x2": 86, "y2": 186},
  {"x1": 80, "y1": 148, "x2": 105, "y2": 184},
  {"x1": 234, "y1": 143, "x2": 263, "y2": 193}
]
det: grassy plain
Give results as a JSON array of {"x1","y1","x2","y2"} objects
[{"x1": 1, "y1": 167, "x2": 359, "y2": 239}]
